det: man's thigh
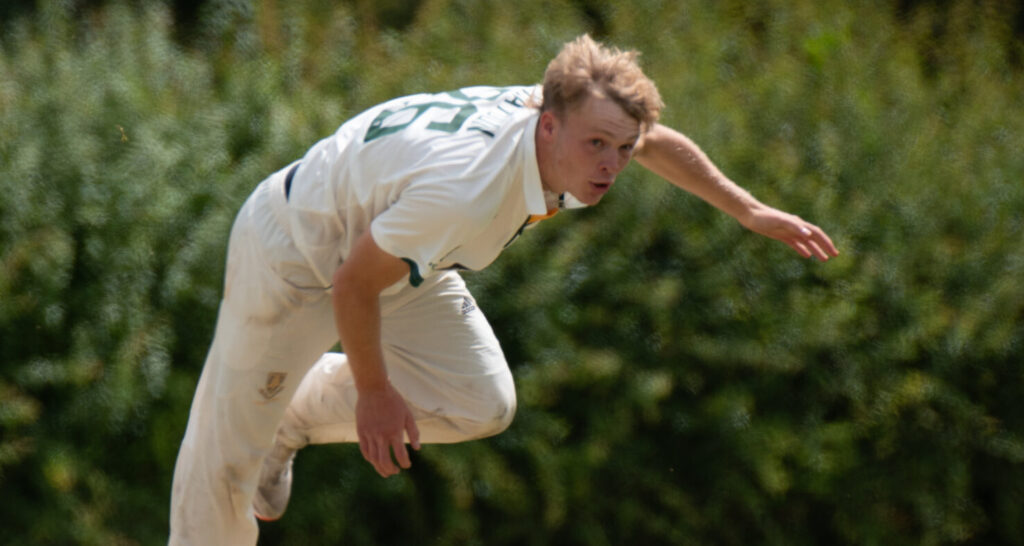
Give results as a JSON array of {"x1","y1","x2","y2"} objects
[
  {"x1": 378, "y1": 273, "x2": 515, "y2": 439},
  {"x1": 380, "y1": 273, "x2": 505, "y2": 374}
]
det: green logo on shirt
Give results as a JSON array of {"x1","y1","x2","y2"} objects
[{"x1": 363, "y1": 87, "x2": 530, "y2": 143}]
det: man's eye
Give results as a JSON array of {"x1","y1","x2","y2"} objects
[{"x1": 591, "y1": 139, "x2": 604, "y2": 148}]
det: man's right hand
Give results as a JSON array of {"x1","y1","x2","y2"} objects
[
  {"x1": 355, "y1": 384, "x2": 421, "y2": 477},
  {"x1": 332, "y1": 231, "x2": 423, "y2": 477}
]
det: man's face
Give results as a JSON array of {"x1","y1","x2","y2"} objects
[{"x1": 537, "y1": 92, "x2": 641, "y2": 206}]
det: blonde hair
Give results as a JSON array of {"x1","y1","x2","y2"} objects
[{"x1": 540, "y1": 35, "x2": 663, "y2": 132}]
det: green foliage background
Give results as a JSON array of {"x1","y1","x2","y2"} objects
[{"x1": 2, "y1": 0, "x2": 1023, "y2": 544}]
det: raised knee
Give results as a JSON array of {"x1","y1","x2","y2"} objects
[
  {"x1": 427, "y1": 375, "x2": 517, "y2": 441},
  {"x1": 471, "y1": 383, "x2": 517, "y2": 439},
  {"x1": 488, "y1": 391, "x2": 517, "y2": 435}
]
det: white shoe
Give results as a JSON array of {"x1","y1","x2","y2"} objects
[{"x1": 253, "y1": 444, "x2": 296, "y2": 522}]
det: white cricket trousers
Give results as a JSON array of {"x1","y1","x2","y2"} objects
[{"x1": 168, "y1": 166, "x2": 516, "y2": 546}]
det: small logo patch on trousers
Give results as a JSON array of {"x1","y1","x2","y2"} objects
[{"x1": 259, "y1": 372, "x2": 288, "y2": 401}]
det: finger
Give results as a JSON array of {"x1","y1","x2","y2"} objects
[
  {"x1": 814, "y1": 239, "x2": 835, "y2": 261},
  {"x1": 391, "y1": 437, "x2": 412, "y2": 469},
  {"x1": 787, "y1": 239, "x2": 812, "y2": 258},
  {"x1": 805, "y1": 224, "x2": 840, "y2": 257},
  {"x1": 364, "y1": 437, "x2": 387, "y2": 476},
  {"x1": 793, "y1": 228, "x2": 825, "y2": 259},
  {"x1": 801, "y1": 238, "x2": 828, "y2": 261},
  {"x1": 815, "y1": 233, "x2": 840, "y2": 257},
  {"x1": 406, "y1": 413, "x2": 421, "y2": 451},
  {"x1": 376, "y1": 439, "x2": 399, "y2": 476},
  {"x1": 812, "y1": 245, "x2": 830, "y2": 261},
  {"x1": 372, "y1": 453, "x2": 393, "y2": 477},
  {"x1": 791, "y1": 227, "x2": 835, "y2": 261},
  {"x1": 366, "y1": 437, "x2": 382, "y2": 472},
  {"x1": 375, "y1": 460, "x2": 394, "y2": 478},
  {"x1": 358, "y1": 432, "x2": 372, "y2": 462},
  {"x1": 369, "y1": 454, "x2": 386, "y2": 478},
  {"x1": 382, "y1": 436, "x2": 401, "y2": 475},
  {"x1": 364, "y1": 442, "x2": 386, "y2": 477},
  {"x1": 815, "y1": 246, "x2": 830, "y2": 261}
]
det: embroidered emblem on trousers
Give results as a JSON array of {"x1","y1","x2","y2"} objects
[{"x1": 259, "y1": 372, "x2": 288, "y2": 401}]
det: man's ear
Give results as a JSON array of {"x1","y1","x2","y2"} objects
[{"x1": 537, "y1": 110, "x2": 559, "y2": 142}]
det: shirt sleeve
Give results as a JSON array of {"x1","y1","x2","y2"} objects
[{"x1": 370, "y1": 180, "x2": 486, "y2": 287}]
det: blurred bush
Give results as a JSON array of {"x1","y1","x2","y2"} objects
[{"x1": 1, "y1": 0, "x2": 1022, "y2": 544}]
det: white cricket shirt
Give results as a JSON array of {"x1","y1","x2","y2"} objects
[{"x1": 283, "y1": 85, "x2": 579, "y2": 294}]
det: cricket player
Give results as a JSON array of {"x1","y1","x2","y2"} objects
[{"x1": 169, "y1": 34, "x2": 839, "y2": 545}]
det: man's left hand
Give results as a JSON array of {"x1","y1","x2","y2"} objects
[{"x1": 741, "y1": 206, "x2": 840, "y2": 261}]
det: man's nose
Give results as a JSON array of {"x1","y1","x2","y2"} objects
[{"x1": 600, "y1": 148, "x2": 628, "y2": 174}]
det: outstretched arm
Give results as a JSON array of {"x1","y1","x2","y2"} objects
[{"x1": 633, "y1": 123, "x2": 839, "y2": 261}]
